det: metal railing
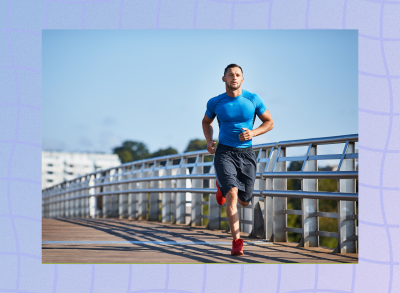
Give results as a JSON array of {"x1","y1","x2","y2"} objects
[{"x1": 42, "y1": 134, "x2": 358, "y2": 253}]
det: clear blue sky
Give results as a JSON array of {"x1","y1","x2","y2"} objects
[{"x1": 43, "y1": 30, "x2": 357, "y2": 158}]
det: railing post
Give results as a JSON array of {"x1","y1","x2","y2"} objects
[
  {"x1": 71, "y1": 182, "x2": 75, "y2": 217},
  {"x1": 60, "y1": 188, "x2": 64, "y2": 218},
  {"x1": 82, "y1": 179, "x2": 87, "y2": 217},
  {"x1": 300, "y1": 144, "x2": 318, "y2": 247},
  {"x1": 102, "y1": 171, "x2": 111, "y2": 218},
  {"x1": 69, "y1": 182, "x2": 74, "y2": 217},
  {"x1": 238, "y1": 203, "x2": 242, "y2": 232},
  {"x1": 138, "y1": 163, "x2": 148, "y2": 220},
  {"x1": 149, "y1": 161, "x2": 161, "y2": 221},
  {"x1": 79, "y1": 179, "x2": 84, "y2": 217},
  {"x1": 53, "y1": 190, "x2": 57, "y2": 218},
  {"x1": 208, "y1": 163, "x2": 220, "y2": 230},
  {"x1": 65, "y1": 183, "x2": 69, "y2": 217},
  {"x1": 72, "y1": 181, "x2": 78, "y2": 218},
  {"x1": 273, "y1": 147, "x2": 287, "y2": 242},
  {"x1": 78, "y1": 179, "x2": 83, "y2": 217},
  {"x1": 95, "y1": 173, "x2": 104, "y2": 218},
  {"x1": 71, "y1": 181, "x2": 76, "y2": 217},
  {"x1": 54, "y1": 188, "x2": 57, "y2": 218},
  {"x1": 57, "y1": 193, "x2": 60, "y2": 217},
  {"x1": 241, "y1": 203, "x2": 251, "y2": 233},
  {"x1": 49, "y1": 192, "x2": 53, "y2": 218},
  {"x1": 60, "y1": 186, "x2": 64, "y2": 218},
  {"x1": 110, "y1": 169, "x2": 119, "y2": 218},
  {"x1": 175, "y1": 157, "x2": 187, "y2": 224},
  {"x1": 51, "y1": 192, "x2": 53, "y2": 218},
  {"x1": 43, "y1": 191, "x2": 47, "y2": 218},
  {"x1": 128, "y1": 166, "x2": 138, "y2": 220},
  {"x1": 264, "y1": 147, "x2": 275, "y2": 241},
  {"x1": 78, "y1": 180, "x2": 83, "y2": 217},
  {"x1": 251, "y1": 148, "x2": 266, "y2": 237},
  {"x1": 81, "y1": 179, "x2": 85, "y2": 218},
  {"x1": 171, "y1": 170, "x2": 177, "y2": 223},
  {"x1": 84, "y1": 176, "x2": 90, "y2": 218},
  {"x1": 191, "y1": 155, "x2": 203, "y2": 227},
  {"x1": 337, "y1": 142, "x2": 357, "y2": 253},
  {"x1": 161, "y1": 159, "x2": 173, "y2": 223},
  {"x1": 119, "y1": 167, "x2": 128, "y2": 219},
  {"x1": 48, "y1": 194, "x2": 52, "y2": 218},
  {"x1": 89, "y1": 175, "x2": 96, "y2": 218},
  {"x1": 67, "y1": 184, "x2": 71, "y2": 218}
]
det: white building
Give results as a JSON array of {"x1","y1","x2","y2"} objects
[{"x1": 42, "y1": 151, "x2": 121, "y2": 190}]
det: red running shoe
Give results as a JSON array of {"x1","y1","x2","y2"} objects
[
  {"x1": 216, "y1": 181, "x2": 225, "y2": 205},
  {"x1": 231, "y1": 239, "x2": 244, "y2": 256}
]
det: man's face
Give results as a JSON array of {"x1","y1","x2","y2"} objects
[{"x1": 223, "y1": 67, "x2": 244, "y2": 91}]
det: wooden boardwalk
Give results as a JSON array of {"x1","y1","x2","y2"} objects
[{"x1": 42, "y1": 218, "x2": 358, "y2": 264}]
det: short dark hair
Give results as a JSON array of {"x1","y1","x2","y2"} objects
[{"x1": 224, "y1": 64, "x2": 243, "y2": 76}]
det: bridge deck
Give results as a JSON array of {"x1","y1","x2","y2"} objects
[{"x1": 42, "y1": 218, "x2": 358, "y2": 264}]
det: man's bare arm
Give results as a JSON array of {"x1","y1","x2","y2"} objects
[
  {"x1": 202, "y1": 113, "x2": 216, "y2": 154},
  {"x1": 239, "y1": 109, "x2": 274, "y2": 141}
]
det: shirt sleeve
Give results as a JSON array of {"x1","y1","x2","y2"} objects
[
  {"x1": 206, "y1": 98, "x2": 216, "y2": 119},
  {"x1": 254, "y1": 94, "x2": 267, "y2": 116}
]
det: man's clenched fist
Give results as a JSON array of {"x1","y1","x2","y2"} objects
[
  {"x1": 207, "y1": 141, "x2": 216, "y2": 154},
  {"x1": 239, "y1": 127, "x2": 254, "y2": 141}
]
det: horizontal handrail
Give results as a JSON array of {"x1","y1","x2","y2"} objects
[
  {"x1": 260, "y1": 190, "x2": 358, "y2": 201},
  {"x1": 42, "y1": 171, "x2": 357, "y2": 199},
  {"x1": 42, "y1": 133, "x2": 358, "y2": 192},
  {"x1": 42, "y1": 187, "x2": 358, "y2": 205}
]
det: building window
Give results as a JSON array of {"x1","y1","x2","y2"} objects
[
  {"x1": 48, "y1": 164, "x2": 53, "y2": 167},
  {"x1": 47, "y1": 179, "x2": 53, "y2": 183},
  {"x1": 47, "y1": 171, "x2": 53, "y2": 175}
]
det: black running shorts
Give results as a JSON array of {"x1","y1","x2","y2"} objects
[{"x1": 214, "y1": 143, "x2": 257, "y2": 203}]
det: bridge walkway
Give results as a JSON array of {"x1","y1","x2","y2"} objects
[{"x1": 42, "y1": 218, "x2": 358, "y2": 264}]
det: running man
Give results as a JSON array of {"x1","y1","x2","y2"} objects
[{"x1": 202, "y1": 64, "x2": 274, "y2": 256}]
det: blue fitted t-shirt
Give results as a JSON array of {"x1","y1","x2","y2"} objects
[{"x1": 206, "y1": 89, "x2": 267, "y2": 148}]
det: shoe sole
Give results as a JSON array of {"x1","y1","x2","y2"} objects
[{"x1": 231, "y1": 252, "x2": 244, "y2": 256}]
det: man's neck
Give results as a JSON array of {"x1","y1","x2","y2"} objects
[{"x1": 226, "y1": 87, "x2": 242, "y2": 98}]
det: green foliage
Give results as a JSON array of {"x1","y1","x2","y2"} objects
[
  {"x1": 185, "y1": 139, "x2": 219, "y2": 162},
  {"x1": 286, "y1": 161, "x2": 302, "y2": 242},
  {"x1": 318, "y1": 175, "x2": 338, "y2": 248},
  {"x1": 288, "y1": 161, "x2": 303, "y2": 171},
  {"x1": 220, "y1": 206, "x2": 229, "y2": 230},
  {"x1": 113, "y1": 141, "x2": 150, "y2": 163},
  {"x1": 202, "y1": 194, "x2": 209, "y2": 227},
  {"x1": 318, "y1": 179, "x2": 337, "y2": 192},
  {"x1": 113, "y1": 141, "x2": 178, "y2": 163},
  {"x1": 184, "y1": 139, "x2": 208, "y2": 152},
  {"x1": 185, "y1": 139, "x2": 219, "y2": 153},
  {"x1": 287, "y1": 161, "x2": 302, "y2": 191},
  {"x1": 149, "y1": 147, "x2": 178, "y2": 158},
  {"x1": 286, "y1": 162, "x2": 339, "y2": 246}
]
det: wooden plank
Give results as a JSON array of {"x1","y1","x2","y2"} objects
[{"x1": 42, "y1": 218, "x2": 358, "y2": 264}]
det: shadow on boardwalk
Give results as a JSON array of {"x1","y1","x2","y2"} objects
[{"x1": 42, "y1": 218, "x2": 358, "y2": 264}]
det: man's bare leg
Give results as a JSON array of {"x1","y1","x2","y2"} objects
[
  {"x1": 226, "y1": 187, "x2": 251, "y2": 240},
  {"x1": 226, "y1": 187, "x2": 240, "y2": 240}
]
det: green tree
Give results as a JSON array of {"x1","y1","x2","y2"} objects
[
  {"x1": 287, "y1": 161, "x2": 302, "y2": 191},
  {"x1": 113, "y1": 141, "x2": 150, "y2": 163},
  {"x1": 185, "y1": 139, "x2": 210, "y2": 152},
  {"x1": 184, "y1": 139, "x2": 218, "y2": 163},
  {"x1": 149, "y1": 147, "x2": 178, "y2": 158},
  {"x1": 286, "y1": 161, "x2": 303, "y2": 243}
]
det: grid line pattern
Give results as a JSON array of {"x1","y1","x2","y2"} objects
[{"x1": 0, "y1": 0, "x2": 398, "y2": 292}]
